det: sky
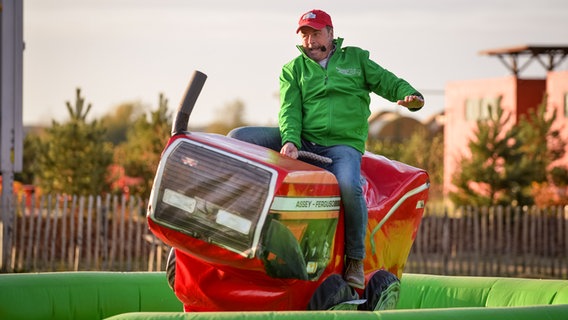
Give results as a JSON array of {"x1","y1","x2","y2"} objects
[{"x1": 22, "y1": 0, "x2": 568, "y2": 127}]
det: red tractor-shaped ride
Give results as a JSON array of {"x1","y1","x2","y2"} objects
[{"x1": 147, "y1": 71, "x2": 430, "y2": 312}]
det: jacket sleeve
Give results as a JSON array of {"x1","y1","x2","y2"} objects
[
  {"x1": 361, "y1": 49, "x2": 423, "y2": 107},
  {"x1": 278, "y1": 65, "x2": 303, "y2": 148}
]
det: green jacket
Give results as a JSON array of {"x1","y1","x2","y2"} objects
[{"x1": 279, "y1": 38, "x2": 422, "y2": 154}]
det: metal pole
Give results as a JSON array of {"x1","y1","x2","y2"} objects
[{"x1": 0, "y1": 0, "x2": 24, "y2": 272}]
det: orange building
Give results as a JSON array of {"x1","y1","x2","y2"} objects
[{"x1": 443, "y1": 45, "x2": 568, "y2": 200}]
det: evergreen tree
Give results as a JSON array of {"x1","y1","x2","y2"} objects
[
  {"x1": 451, "y1": 98, "x2": 568, "y2": 207},
  {"x1": 100, "y1": 102, "x2": 145, "y2": 145},
  {"x1": 115, "y1": 93, "x2": 172, "y2": 198},
  {"x1": 517, "y1": 96, "x2": 566, "y2": 181},
  {"x1": 517, "y1": 97, "x2": 568, "y2": 205},
  {"x1": 34, "y1": 88, "x2": 113, "y2": 196},
  {"x1": 449, "y1": 106, "x2": 534, "y2": 206},
  {"x1": 15, "y1": 129, "x2": 44, "y2": 185}
]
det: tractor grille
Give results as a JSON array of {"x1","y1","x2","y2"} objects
[{"x1": 150, "y1": 138, "x2": 277, "y2": 257}]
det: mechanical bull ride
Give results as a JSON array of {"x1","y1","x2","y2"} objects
[{"x1": 146, "y1": 71, "x2": 430, "y2": 312}]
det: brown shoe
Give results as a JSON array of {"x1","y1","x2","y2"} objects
[{"x1": 344, "y1": 258, "x2": 365, "y2": 289}]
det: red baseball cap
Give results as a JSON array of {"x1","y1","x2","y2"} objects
[{"x1": 296, "y1": 9, "x2": 333, "y2": 33}]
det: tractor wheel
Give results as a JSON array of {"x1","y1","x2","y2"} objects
[
  {"x1": 165, "y1": 247, "x2": 176, "y2": 290},
  {"x1": 359, "y1": 270, "x2": 400, "y2": 311},
  {"x1": 307, "y1": 274, "x2": 359, "y2": 310}
]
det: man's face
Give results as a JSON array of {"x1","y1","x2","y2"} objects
[{"x1": 299, "y1": 26, "x2": 333, "y2": 62}]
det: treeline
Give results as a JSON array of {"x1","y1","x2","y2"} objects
[
  {"x1": 16, "y1": 89, "x2": 248, "y2": 200},
  {"x1": 14, "y1": 89, "x2": 568, "y2": 209}
]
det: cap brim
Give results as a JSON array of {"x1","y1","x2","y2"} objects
[{"x1": 296, "y1": 21, "x2": 327, "y2": 33}]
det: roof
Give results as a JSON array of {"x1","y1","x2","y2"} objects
[
  {"x1": 478, "y1": 44, "x2": 568, "y2": 76},
  {"x1": 479, "y1": 45, "x2": 568, "y2": 56}
]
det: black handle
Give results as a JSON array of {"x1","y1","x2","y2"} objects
[{"x1": 171, "y1": 70, "x2": 208, "y2": 136}]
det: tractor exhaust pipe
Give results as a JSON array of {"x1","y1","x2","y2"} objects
[{"x1": 171, "y1": 70, "x2": 208, "y2": 136}]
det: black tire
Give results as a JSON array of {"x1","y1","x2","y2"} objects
[
  {"x1": 307, "y1": 274, "x2": 359, "y2": 310},
  {"x1": 165, "y1": 247, "x2": 176, "y2": 290},
  {"x1": 359, "y1": 270, "x2": 400, "y2": 311}
]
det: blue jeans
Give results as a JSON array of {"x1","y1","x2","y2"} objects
[{"x1": 228, "y1": 126, "x2": 367, "y2": 260}]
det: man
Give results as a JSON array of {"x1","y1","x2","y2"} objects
[{"x1": 229, "y1": 9, "x2": 424, "y2": 289}]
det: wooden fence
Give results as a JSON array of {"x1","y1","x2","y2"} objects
[
  {"x1": 1, "y1": 194, "x2": 567, "y2": 279},
  {"x1": 1, "y1": 194, "x2": 167, "y2": 273},
  {"x1": 406, "y1": 205, "x2": 568, "y2": 279}
]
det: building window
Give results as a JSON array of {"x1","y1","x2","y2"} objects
[{"x1": 464, "y1": 96, "x2": 502, "y2": 121}]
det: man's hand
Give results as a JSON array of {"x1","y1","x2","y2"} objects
[
  {"x1": 280, "y1": 142, "x2": 299, "y2": 159},
  {"x1": 397, "y1": 95, "x2": 424, "y2": 110}
]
